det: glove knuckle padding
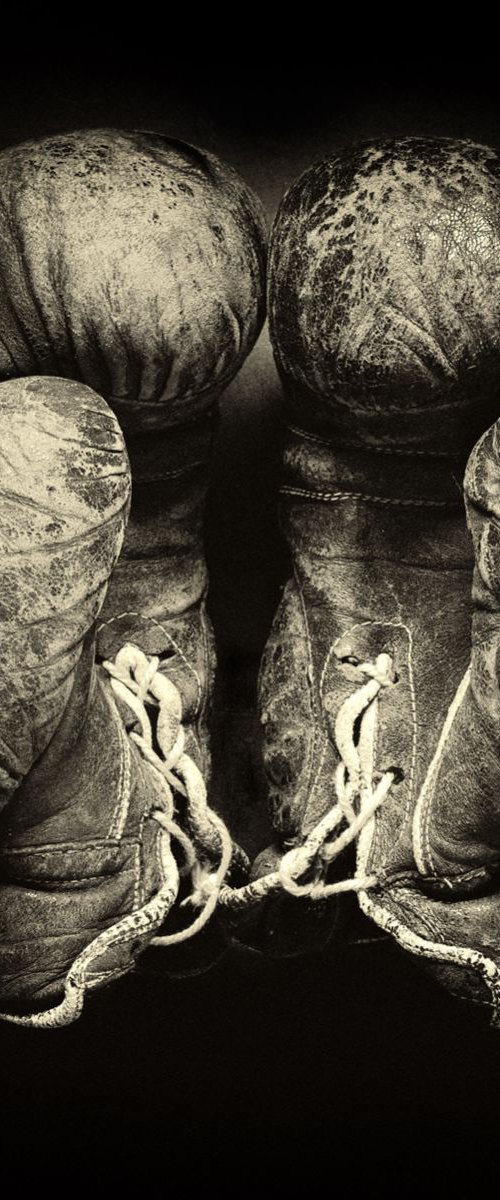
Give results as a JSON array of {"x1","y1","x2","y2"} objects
[
  {"x1": 0, "y1": 129, "x2": 267, "y2": 427},
  {"x1": 269, "y1": 138, "x2": 500, "y2": 450}
]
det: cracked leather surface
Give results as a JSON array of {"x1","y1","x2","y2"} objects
[
  {"x1": 0, "y1": 130, "x2": 268, "y2": 1008},
  {"x1": 0, "y1": 127, "x2": 268, "y2": 787},
  {"x1": 0, "y1": 128, "x2": 267, "y2": 430},
  {"x1": 0, "y1": 380, "x2": 171, "y2": 1012}
]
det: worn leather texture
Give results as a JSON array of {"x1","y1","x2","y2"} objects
[
  {"x1": 259, "y1": 137, "x2": 500, "y2": 1004},
  {"x1": 0, "y1": 126, "x2": 268, "y2": 782},
  {"x1": 269, "y1": 137, "x2": 500, "y2": 452},
  {"x1": 413, "y1": 419, "x2": 500, "y2": 890},
  {"x1": 0, "y1": 379, "x2": 172, "y2": 1014},
  {"x1": 0, "y1": 130, "x2": 269, "y2": 1003},
  {"x1": 0, "y1": 128, "x2": 267, "y2": 431},
  {"x1": 96, "y1": 415, "x2": 217, "y2": 782}
]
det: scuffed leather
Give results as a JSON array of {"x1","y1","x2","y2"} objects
[
  {"x1": 260, "y1": 429, "x2": 474, "y2": 851},
  {"x1": 269, "y1": 137, "x2": 500, "y2": 454},
  {"x1": 0, "y1": 647, "x2": 169, "y2": 1009},
  {"x1": 0, "y1": 129, "x2": 267, "y2": 431},
  {"x1": 0, "y1": 380, "x2": 170, "y2": 1013},
  {"x1": 0, "y1": 378, "x2": 129, "y2": 803},
  {"x1": 257, "y1": 138, "x2": 500, "y2": 1001},
  {"x1": 413, "y1": 420, "x2": 500, "y2": 891},
  {"x1": 96, "y1": 415, "x2": 217, "y2": 780},
  {"x1": 0, "y1": 126, "x2": 268, "y2": 798},
  {"x1": 0, "y1": 130, "x2": 269, "y2": 989}
]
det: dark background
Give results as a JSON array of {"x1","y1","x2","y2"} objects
[{"x1": 2, "y1": 50, "x2": 500, "y2": 1175}]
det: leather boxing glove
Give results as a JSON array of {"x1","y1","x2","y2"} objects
[
  {"x1": 0, "y1": 129, "x2": 267, "y2": 981},
  {"x1": 238, "y1": 138, "x2": 500, "y2": 982},
  {"x1": 414, "y1": 427, "x2": 500, "y2": 895},
  {"x1": 362, "y1": 419, "x2": 500, "y2": 1019},
  {"x1": 0, "y1": 378, "x2": 183, "y2": 1026}
]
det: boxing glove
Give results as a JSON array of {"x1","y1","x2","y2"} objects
[
  {"x1": 238, "y1": 138, "x2": 500, "y2": 984},
  {"x1": 0, "y1": 378, "x2": 184, "y2": 1026},
  {"x1": 0, "y1": 129, "x2": 267, "y2": 977}
]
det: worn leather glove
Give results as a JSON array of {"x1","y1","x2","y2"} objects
[
  {"x1": 233, "y1": 138, "x2": 500, "y2": 987},
  {"x1": 0, "y1": 378, "x2": 183, "y2": 1026},
  {"x1": 0, "y1": 129, "x2": 267, "y2": 1016},
  {"x1": 0, "y1": 126, "x2": 266, "y2": 781}
]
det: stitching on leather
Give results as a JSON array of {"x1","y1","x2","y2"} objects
[
  {"x1": 197, "y1": 600, "x2": 213, "y2": 733},
  {"x1": 357, "y1": 886, "x2": 500, "y2": 1019},
  {"x1": 378, "y1": 869, "x2": 419, "y2": 888},
  {"x1": 295, "y1": 571, "x2": 320, "y2": 821},
  {"x1": 294, "y1": 553, "x2": 471, "y2": 574},
  {"x1": 287, "y1": 425, "x2": 336, "y2": 448},
  {"x1": 135, "y1": 777, "x2": 156, "y2": 912},
  {"x1": 97, "y1": 610, "x2": 203, "y2": 718},
  {"x1": 452, "y1": 994, "x2": 493, "y2": 1009},
  {"x1": 422, "y1": 865, "x2": 496, "y2": 885},
  {"x1": 281, "y1": 486, "x2": 460, "y2": 508},
  {"x1": 0, "y1": 866, "x2": 137, "y2": 888},
  {"x1": 0, "y1": 844, "x2": 113, "y2": 854},
  {"x1": 107, "y1": 691, "x2": 132, "y2": 840},
  {"x1": 419, "y1": 672, "x2": 470, "y2": 876},
  {"x1": 330, "y1": 619, "x2": 416, "y2": 869},
  {"x1": 0, "y1": 840, "x2": 134, "y2": 856},
  {"x1": 155, "y1": 822, "x2": 165, "y2": 885},
  {"x1": 286, "y1": 424, "x2": 460, "y2": 457},
  {"x1": 303, "y1": 735, "x2": 329, "y2": 828},
  {"x1": 318, "y1": 641, "x2": 337, "y2": 701},
  {"x1": 393, "y1": 622, "x2": 417, "y2": 858},
  {"x1": 132, "y1": 842, "x2": 142, "y2": 911}
]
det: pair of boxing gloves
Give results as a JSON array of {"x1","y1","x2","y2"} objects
[{"x1": 1, "y1": 129, "x2": 500, "y2": 1027}]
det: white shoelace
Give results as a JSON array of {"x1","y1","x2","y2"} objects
[
  {"x1": 221, "y1": 651, "x2": 397, "y2": 908},
  {"x1": 0, "y1": 645, "x2": 397, "y2": 1027},
  {"x1": 108, "y1": 645, "x2": 398, "y2": 923},
  {"x1": 103, "y1": 645, "x2": 234, "y2": 948}
]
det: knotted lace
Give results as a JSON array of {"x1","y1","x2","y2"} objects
[
  {"x1": 105, "y1": 645, "x2": 398, "y2": 925},
  {"x1": 103, "y1": 644, "x2": 234, "y2": 948},
  {"x1": 220, "y1": 651, "x2": 399, "y2": 909},
  {"x1": 0, "y1": 645, "x2": 398, "y2": 1029}
]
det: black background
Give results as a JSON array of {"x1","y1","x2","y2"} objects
[{"x1": 2, "y1": 45, "x2": 500, "y2": 1177}]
